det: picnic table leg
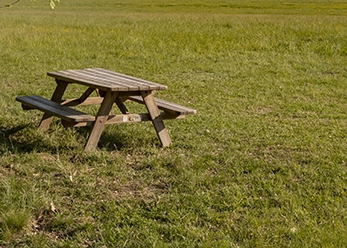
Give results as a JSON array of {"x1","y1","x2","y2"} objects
[
  {"x1": 115, "y1": 96, "x2": 129, "y2": 114},
  {"x1": 141, "y1": 91, "x2": 172, "y2": 147},
  {"x1": 39, "y1": 80, "x2": 68, "y2": 131},
  {"x1": 84, "y1": 91, "x2": 118, "y2": 151}
]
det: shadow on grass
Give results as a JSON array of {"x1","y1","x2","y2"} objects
[
  {"x1": 0, "y1": 123, "x2": 145, "y2": 154},
  {"x1": 0, "y1": 124, "x2": 78, "y2": 154},
  {"x1": 76, "y1": 124, "x2": 158, "y2": 152},
  {"x1": 73, "y1": 126, "x2": 130, "y2": 151},
  {"x1": 0, "y1": 124, "x2": 32, "y2": 154},
  {"x1": 91, "y1": 127, "x2": 149, "y2": 151},
  {"x1": 0, "y1": 125, "x2": 28, "y2": 138}
]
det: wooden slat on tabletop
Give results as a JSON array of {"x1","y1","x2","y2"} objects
[
  {"x1": 47, "y1": 71, "x2": 115, "y2": 91},
  {"x1": 84, "y1": 69, "x2": 148, "y2": 91},
  {"x1": 90, "y1": 68, "x2": 168, "y2": 91},
  {"x1": 48, "y1": 68, "x2": 168, "y2": 92},
  {"x1": 49, "y1": 70, "x2": 120, "y2": 91},
  {"x1": 76, "y1": 69, "x2": 139, "y2": 91},
  {"x1": 66, "y1": 70, "x2": 122, "y2": 88},
  {"x1": 82, "y1": 68, "x2": 159, "y2": 91}
]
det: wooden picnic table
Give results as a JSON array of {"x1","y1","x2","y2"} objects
[{"x1": 16, "y1": 68, "x2": 196, "y2": 151}]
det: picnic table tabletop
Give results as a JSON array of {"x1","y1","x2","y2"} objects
[{"x1": 47, "y1": 68, "x2": 168, "y2": 92}]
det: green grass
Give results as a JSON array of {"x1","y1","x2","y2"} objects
[{"x1": 1, "y1": 0, "x2": 347, "y2": 247}]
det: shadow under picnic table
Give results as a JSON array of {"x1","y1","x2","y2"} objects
[
  {"x1": 0, "y1": 123, "x2": 140, "y2": 153},
  {"x1": 0, "y1": 124, "x2": 78, "y2": 154}
]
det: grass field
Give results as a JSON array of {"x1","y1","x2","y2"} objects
[{"x1": 1, "y1": 0, "x2": 347, "y2": 247}]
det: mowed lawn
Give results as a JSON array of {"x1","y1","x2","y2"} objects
[{"x1": 1, "y1": 0, "x2": 347, "y2": 247}]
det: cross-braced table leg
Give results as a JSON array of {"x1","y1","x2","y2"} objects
[
  {"x1": 39, "y1": 80, "x2": 68, "y2": 131},
  {"x1": 84, "y1": 91, "x2": 118, "y2": 151},
  {"x1": 141, "y1": 91, "x2": 172, "y2": 147}
]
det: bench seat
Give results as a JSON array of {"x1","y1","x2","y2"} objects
[
  {"x1": 16, "y1": 95, "x2": 95, "y2": 123},
  {"x1": 127, "y1": 96, "x2": 196, "y2": 116}
]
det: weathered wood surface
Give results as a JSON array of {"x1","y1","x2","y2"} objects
[
  {"x1": 47, "y1": 68, "x2": 168, "y2": 92},
  {"x1": 39, "y1": 80, "x2": 69, "y2": 130},
  {"x1": 127, "y1": 95, "x2": 197, "y2": 115},
  {"x1": 141, "y1": 91, "x2": 172, "y2": 147},
  {"x1": 61, "y1": 97, "x2": 104, "y2": 106},
  {"x1": 84, "y1": 91, "x2": 118, "y2": 152},
  {"x1": 16, "y1": 95, "x2": 95, "y2": 123}
]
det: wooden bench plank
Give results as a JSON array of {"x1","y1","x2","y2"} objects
[
  {"x1": 127, "y1": 96, "x2": 197, "y2": 115},
  {"x1": 16, "y1": 95, "x2": 95, "y2": 123}
]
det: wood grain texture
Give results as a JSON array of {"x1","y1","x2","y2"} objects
[
  {"x1": 47, "y1": 68, "x2": 168, "y2": 92},
  {"x1": 141, "y1": 91, "x2": 172, "y2": 147},
  {"x1": 16, "y1": 95, "x2": 95, "y2": 122},
  {"x1": 84, "y1": 91, "x2": 118, "y2": 151},
  {"x1": 39, "y1": 80, "x2": 68, "y2": 130},
  {"x1": 127, "y1": 95, "x2": 196, "y2": 115}
]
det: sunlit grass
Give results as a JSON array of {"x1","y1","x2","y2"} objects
[{"x1": 1, "y1": 0, "x2": 347, "y2": 247}]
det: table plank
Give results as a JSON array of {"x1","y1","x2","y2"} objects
[
  {"x1": 48, "y1": 70, "x2": 118, "y2": 91},
  {"x1": 16, "y1": 95, "x2": 95, "y2": 123},
  {"x1": 89, "y1": 68, "x2": 167, "y2": 90},
  {"x1": 83, "y1": 69, "x2": 150, "y2": 91},
  {"x1": 47, "y1": 68, "x2": 168, "y2": 92}
]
